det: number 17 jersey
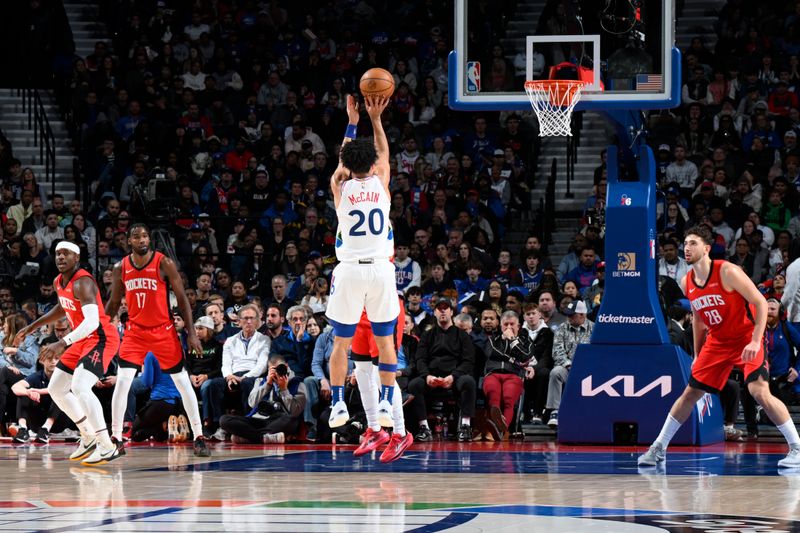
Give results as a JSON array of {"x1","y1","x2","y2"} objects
[
  {"x1": 335, "y1": 175, "x2": 394, "y2": 262},
  {"x1": 120, "y1": 251, "x2": 171, "y2": 327}
]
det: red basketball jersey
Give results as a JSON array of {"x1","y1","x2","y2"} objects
[
  {"x1": 55, "y1": 269, "x2": 114, "y2": 337},
  {"x1": 121, "y1": 251, "x2": 171, "y2": 327},
  {"x1": 685, "y1": 260, "x2": 755, "y2": 344}
]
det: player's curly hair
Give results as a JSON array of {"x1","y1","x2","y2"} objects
[
  {"x1": 340, "y1": 138, "x2": 377, "y2": 175},
  {"x1": 127, "y1": 222, "x2": 150, "y2": 238},
  {"x1": 684, "y1": 224, "x2": 713, "y2": 245}
]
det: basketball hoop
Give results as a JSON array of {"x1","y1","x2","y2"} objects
[{"x1": 524, "y1": 80, "x2": 587, "y2": 137}]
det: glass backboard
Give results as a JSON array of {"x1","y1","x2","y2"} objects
[{"x1": 449, "y1": 0, "x2": 680, "y2": 111}]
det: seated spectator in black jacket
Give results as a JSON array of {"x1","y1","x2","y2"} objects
[
  {"x1": 219, "y1": 355, "x2": 307, "y2": 444},
  {"x1": 408, "y1": 296, "x2": 477, "y2": 442},
  {"x1": 186, "y1": 316, "x2": 224, "y2": 432},
  {"x1": 10, "y1": 352, "x2": 74, "y2": 444},
  {"x1": 522, "y1": 303, "x2": 554, "y2": 423},
  {"x1": 482, "y1": 310, "x2": 535, "y2": 440}
]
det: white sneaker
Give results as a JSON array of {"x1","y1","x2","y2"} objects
[
  {"x1": 329, "y1": 401, "x2": 349, "y2": 428},
  {"x1": 637, "y1": 443, "x2": 667, "y2": 466},
  {"x1": 69, "y1": 436, "x2": 97, "y2": 461},
  {"x1": 377, "y1": 399, "x2": 394, "y2": 427},
  {"x1": 263, "y1": 432, "x2": 285, "y2": 444},
  {"x1": 211, "y1": 428, "x2": 228, "y2": 442},
  {"x1": 778, "y1": 446, "x2": 800, "y2": 468},
  {"x1": 81, "y1": 441, "x2": 123, "y2": 466}
]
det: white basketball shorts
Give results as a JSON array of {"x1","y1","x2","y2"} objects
[{"x1": 326, "y1": 260, "x2": 400, "y2": 326}]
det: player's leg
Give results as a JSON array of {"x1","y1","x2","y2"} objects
[
  {"x1": 747, "y1": 375, "x2": 800, "y2": 467},
  {"x1": 111, "y1": 366, "x2": 138, "y2": 441},
  {"x1": 169, "y1": 369, "x2": 211, "y2": 456},
  {"x1": 639, "y1": 353, "x2": 728, "y2": 466},
  {"x1": 327, "y1": 334, "x2": 355, "y2": 427},
  {"x1": 112, "y1": 331, "x2": 145, "y2": 442},
  {"x1": 72, "y1": 363, "x2": 121, "y2": 465},
  {"x1": 48, "y1": 355, "x2": 100, "y2": 460},
  {"x1": 353, "y1": 355, "x2": 390, "y2": 457},
  {"x1": 326, "y1": 264, "x2": 362, "y2": 427}
]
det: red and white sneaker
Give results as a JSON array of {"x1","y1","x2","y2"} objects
[
  {"x1": 379, "y1": 432, "x2": 413, "y2": 463},
  {"x1": 353, "y1": 428, "x2": 390, "y2": 457}
]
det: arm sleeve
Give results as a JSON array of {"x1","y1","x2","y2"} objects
[
  {"x1": 244, "y1": 336, "x2": 270, "y2": 378},
  {"x1": 63, "y1": 304, "x2": 99, "y2": 346},
  {"x1": 140, "y1": 353, "x2": 156, "y2": 388},
  {"x1": 552, "y1": 327, "x2": 569, "y2": 367},
  {"x1": 311, "y1": 332, "x2": 327, "y2": 380},
  {"x1": 206, "y1": 346, "x2": 224, "y2": 379},
  {"x1": 221, "y1": 338, "x2": 233, "y2": 377},
  {"x1": 280, "y1": 382, "x2": 306, "y2": 418},
  {"x1": 453, "y1": 331, "x2": 474, "y2": 378}
]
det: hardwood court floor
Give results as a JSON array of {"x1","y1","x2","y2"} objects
[{"x1": 1, "y1": 439, "x2": 799, "y2": 532}]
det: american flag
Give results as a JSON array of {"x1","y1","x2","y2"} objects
[{"x1": 636, "y1": 74, "x2": 663, "y2": 90}]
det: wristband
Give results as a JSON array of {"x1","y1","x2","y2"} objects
[{"x1": 345, "y1": 124, "x2": 357, "y2": 139}]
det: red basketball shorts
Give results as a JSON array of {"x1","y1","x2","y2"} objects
[
  {"x1": 58, "y1": 326, "x2": 120, "y2": 379},
  {"x1": 689, "y1": 339, "x2": 768, "y2": 394},
  {"x1": 118, "y1": 322, "x2": 184, "y2": 373}
]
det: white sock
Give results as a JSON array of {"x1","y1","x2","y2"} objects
[
  {"x1": 48, "y1": 368, "x2": 93, "y2": 434},
  {"x1": 777, "y1": 420, "x2": 800, "y2": 447},
  {"x1": 111, "y1": 367, "x2": 137, "y2": 440},
  {"x1": 171, "y1": 371, "x2": 204, "y2": 439},
  {"x1": 72, "y1": 367, "x2": 112, "y2": 447},
  {"x1": 391, "y1": 384, "x2": 406, "y2": 437},
  {"x1": 461, "y1": 417, "x2": 471, "y2": 427},
  {"x1": 654, "y1": 414, "x2": 682, "y2": 448},
  {"x1": 42, "y1": 420, "x2": 53, "y2": 431},
  {"x1": 419, "y1": 420, "x2": 429, "y2": 430},
  {"x1": 354, "y1": 361, "x2": 380, "y2": 431}
]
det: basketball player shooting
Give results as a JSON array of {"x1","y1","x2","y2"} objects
[
  {"x1": 14, "y1": 241, "x2": 122, "y2": 466},
  {"x1": 326, "y1": 94, "x2": 401, "y2": 431},
  {"x1": 105, "y1": 223, "x2": 211, "y2": 457},
  {"x1": 639, "y1": 226, "x2": 800, "y2": 468}
]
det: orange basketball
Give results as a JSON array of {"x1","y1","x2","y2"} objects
[{"x1": 359, "y1": 68, "x2": 395, "y2": 99}]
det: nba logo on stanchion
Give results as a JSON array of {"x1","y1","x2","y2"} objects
[{"x1": 467, "y1": 62, "x2": 481, "y2": 92}]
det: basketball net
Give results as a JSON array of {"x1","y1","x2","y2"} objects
[{"x1": 524, "y1": 80, "x2": 586, "y2": 137}]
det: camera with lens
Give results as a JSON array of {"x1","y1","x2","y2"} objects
[
  {"x1": 257, "y1": 400, "x2": 285, "y2": 418},
  {"x1": 275, "y1": 363, "x2": 289, "y2": 377}
]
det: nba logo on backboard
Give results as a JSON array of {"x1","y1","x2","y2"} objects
[{"x1": 467, "y1": 62, "x2": 481, "y2": 92}]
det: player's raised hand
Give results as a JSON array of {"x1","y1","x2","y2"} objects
[
  {"x1": 741, "y1": 340, "x2": 760, "y2": 362},
  {"x1": 346, "y1": 94, "x2": 360, "y2": 124},
  {"x1": 364, "y1": 95, "x2": 390, "y2": 120}
]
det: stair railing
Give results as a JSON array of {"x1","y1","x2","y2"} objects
[{"x1": 20, "y1": 88, "x2": 57, "y2": 201}]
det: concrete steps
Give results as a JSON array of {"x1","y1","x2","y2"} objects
[
  {"x1": 0, "y1": 90, "x2": 76, "y2": 200},
  {"x1": 63, "y1": 0, "x2": 110, "y2": 60}
]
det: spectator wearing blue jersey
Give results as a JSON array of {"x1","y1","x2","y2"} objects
[
  {"x1": 563, "y1": 245, "x2": 599, "y2": 293},
  {"x1": 131, "y1": 352, "x2": 183, "y2": 442},
  {"x1": 520, "y1": 250, "x2": 544, "y2": 296},
  {"x1": 493, "y1": 249, "x2": 522, "y2": 289},
  {"x1": 763, "y1": 298, "x2": 800, "y2": 404},
  {"x1": 394, "y1": 241, "x2": 421, "y2": 294},
  {"x1": 456, "y1": 260, "x2": 489, "y2": 299}
]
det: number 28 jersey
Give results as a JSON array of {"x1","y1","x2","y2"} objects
[
  {"x1": 335, "y1": 175, "x2": 394, "y2": 262},
  {"x1": 120, "y1": 251, "x2": 171, "y2": 327},
  {"x1": 685, "y1": 259, "x2": 755, "y2": 345}
]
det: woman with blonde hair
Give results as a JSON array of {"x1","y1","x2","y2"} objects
[{"x1": 0, "y1": 314, "x2": 40, "y2": 432}]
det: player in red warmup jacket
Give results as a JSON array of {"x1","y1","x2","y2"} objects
[
  {"x1": 105, "y1": 223, "x2": 210, "y2": 458},
  {"x1": 14, "y1": 241, "x2": 122, "y2": 466},
  {"x1": 639, "y1": 225, "x2": 800, "y2": 468},
  {"x1": 350, "y1": 296, "x2": 413, "y2": 462}
]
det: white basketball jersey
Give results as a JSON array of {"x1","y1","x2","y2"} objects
[{"x1": 335, "y1": 176, "x2": 394, "y2": 262}]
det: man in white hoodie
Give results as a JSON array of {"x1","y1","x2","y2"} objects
[
  {"x1": 783, "y1": 257, "x2": 800, "y2": 331},
  {"x1": 208, "y1": 304, "x2": 271, "y2": 440},
  {"x1": 394, "y1": 241, "x2": 421, "y2": 294}
]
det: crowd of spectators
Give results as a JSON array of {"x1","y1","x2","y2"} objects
[{"x1": 0, "y1": 0, "x2": 799, "y2": 443}]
